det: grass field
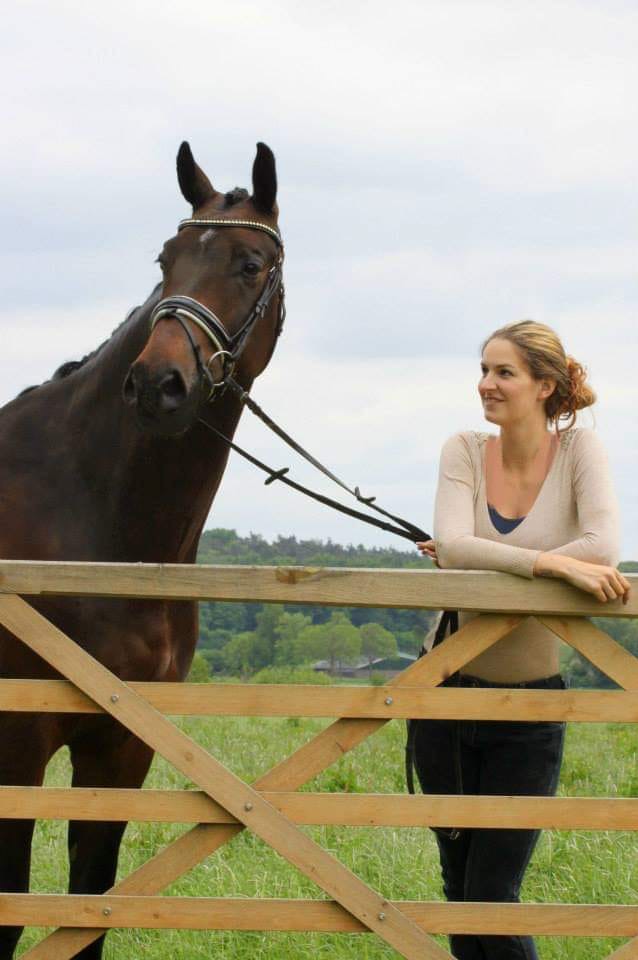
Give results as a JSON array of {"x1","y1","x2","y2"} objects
[{"x1": 17, "y1": 710, "x2": 638, "y2": 959}]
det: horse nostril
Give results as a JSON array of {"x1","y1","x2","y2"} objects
[{"x1": 158, "y1": 370, "x2": 187, "y2": 409}]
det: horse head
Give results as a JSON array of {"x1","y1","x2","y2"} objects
[{"x1": 123, "y1": 142, "x2": 283, "y2": 436}]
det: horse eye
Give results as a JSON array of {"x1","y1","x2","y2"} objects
[{"x1": 243, "y1": 261, "x2": 260, "y2": 276}]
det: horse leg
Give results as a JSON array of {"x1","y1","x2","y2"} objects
[
  {"x1": 67, "y1": 722, "x2": 154, "y2": 960},
  {"x1": 0, "y1": 717, "x2": 55, "y2": 960}
]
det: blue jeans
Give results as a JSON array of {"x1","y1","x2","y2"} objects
[{"x1": 413, "y1": 673, "x2": 566, "y2": 960}]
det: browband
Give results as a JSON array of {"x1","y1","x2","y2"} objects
[{"x1": 178, "y1": 218, "x2": 283, "y2": 246}]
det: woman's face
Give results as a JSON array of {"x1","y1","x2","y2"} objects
[{"x1": 479, "y1": 338, "x2": 553, "y2": 427}]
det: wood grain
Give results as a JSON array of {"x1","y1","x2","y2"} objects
[
  {"x1": 2, "y1": 896, "x2": 638, "y2": 936},
  {"x1": 21, "y1": 613, "x2": 518, "y2": 960},
  {"x1": 1, "y1": 787, "x2": 637, "y2": 830},
  {"x1": 2, "y1": 679, "x2": 638, "y2": 721},
  {"x1": 0, "y1": 595, "x2": 447, "y2": 960},
  {"x1": 607, "y1": 938, "x2": 638, "y2": 959},
  {"x1": 0, "y1": 560, "x2": 635, "y2": 616},
  {"x1": 540, "y1": 617, "x2": 638, "y2": 690}
]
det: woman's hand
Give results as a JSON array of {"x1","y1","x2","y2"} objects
[
  {"x1": 534, "y1": 553, "x2": 631, "y2": 604},
  {"x1": 416, "y1": 540, "x2": 439, "y2": 565}
]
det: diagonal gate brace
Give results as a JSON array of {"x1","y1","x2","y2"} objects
[
  {"x1": 538, "y1": 616, "x2": 638, "y2": 691},
  {"x1": 0, "y1": 594, "x2": 448, "y2": 960},
  {"x1": 606, "y1": 939, "x2": 638, "y2": 959},
  {"x1": 15, "y1": 609, "x2": 522, "y2": 959}
]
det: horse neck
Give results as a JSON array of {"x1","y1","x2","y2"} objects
[{"x1": 69, "y1": 297, "x2": 251, "y2": 563}]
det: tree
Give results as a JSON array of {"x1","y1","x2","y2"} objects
[
  {"x1": 222, "y1": 631, "x2": 268, "y2": 678},
  {"x1": 187, "y1": 652, "x2": 210, "y2": 683},
  {"x1": 199, "y1": 601, "x2": 248, "y2": 638},
  {"x1": 201, "y1": 648, "x2": 226, "y2": 674},
  {"x1": 274, "y1": 612, "x2": 313, "y2": 666},
  {"x1": 359, "y1": 622, "x2": 397, "y2": 675},
  {"x1": 254, "y1": 604, "x2": 284, "y2": 664},
  {"x1": 197, "y1": 627, "x2": 232, "y2": 651},
  {"x1": 299, "y1": 612, "x2": 361, "y2": 675}
]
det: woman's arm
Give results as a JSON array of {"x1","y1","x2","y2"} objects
[
  {"x1": 531, "y1": 430, "x2": 629, "y2": 601},
  {"x1": 543, "y1": 429, "x2": 620, "y2": 565},
  {"x1": 433, "y1": 433, "x2": 541, "y2": 579},
  {"x1": 533, "y1": 552, "x2": 630, "y2": 602},
  {"x1": 429, "y1": 431, "x2": 629, "y2": 603}
]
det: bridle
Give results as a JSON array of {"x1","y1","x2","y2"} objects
[
  {"x1": 149, "y1": 217, "x2": 285, "y2": 397},
  {"x1": 146, "y1": 216, "x2": 430, "y2": 545}
]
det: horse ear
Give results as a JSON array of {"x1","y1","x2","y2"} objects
[
  {"x1": 252, "y1": 142, "x2": 277, "y2": 214},
  {"x1": 176, "y1": 142, "x2": 216, "y2": 210}
]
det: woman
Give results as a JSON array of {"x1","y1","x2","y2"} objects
[{"x1": 415, "y1": 320, "x2": 630, "y2": 960}]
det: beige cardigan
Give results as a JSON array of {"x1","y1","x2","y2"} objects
[{"x1": 432, "y1": 428, "x2": 620, "y2": 681}]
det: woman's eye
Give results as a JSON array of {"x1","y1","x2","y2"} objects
[{"x1": 243, "y1": 262, "x2": 261, "y2": 276}]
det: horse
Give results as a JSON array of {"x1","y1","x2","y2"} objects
[{"x1": 0, "y1": 141, "x2": 284, "y2": 959}]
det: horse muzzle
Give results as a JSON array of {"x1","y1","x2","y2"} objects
[{"x1": 122, "y1": 361, "x2": 200, "y2": 436}]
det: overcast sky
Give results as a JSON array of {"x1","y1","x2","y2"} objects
[{"x1": 2, "y1": 1, "x2": 637, "y2": 557}]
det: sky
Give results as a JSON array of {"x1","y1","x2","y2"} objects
[{"x1": 2, "y1": 0, "x2": 637, "y2": 557}]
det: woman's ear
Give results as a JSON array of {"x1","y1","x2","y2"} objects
[{"x1": 539, "y1": 378, "x2": 556, "y2": 401}]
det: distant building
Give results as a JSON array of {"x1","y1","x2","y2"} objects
[{"x1": 313, "y1": 652, "x2": 417, "y2": 679}]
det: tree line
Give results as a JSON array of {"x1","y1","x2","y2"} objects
[
  {"x1": 195, "y1": 529, "x2": 434, "y2": 678},
  {"x1": 193, "y1": 529, "x2": 637, "y2": 687}
]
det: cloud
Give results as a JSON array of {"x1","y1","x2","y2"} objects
[
  {"x1": 4, "y1": 1, "x2": 636, "y2": 191},
  {"x1": 285, "y1": 242, "x2": 637, "y2": 360},
  {"x1": 2, "y1": 0, "x2": 636, "y2": 556},
  {"x1": 208, "y1": 342, "x2": 638, "y2": 558}
]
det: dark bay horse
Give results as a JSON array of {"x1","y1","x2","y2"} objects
[{"x1": 0, "y1": 142, "x2": 284, "y2": 959}]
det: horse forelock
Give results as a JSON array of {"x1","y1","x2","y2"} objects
[{"x1": 224, "y1": 187, "x2": 249, "y2": 207}]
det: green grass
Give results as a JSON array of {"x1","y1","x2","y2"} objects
[{"x1": 17, "y1": 716, "x2": 638, "y2": 959}]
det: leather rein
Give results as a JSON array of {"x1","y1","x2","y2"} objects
[{"x1": 149, "y1": 217, "x2": 430, "y2": 545}]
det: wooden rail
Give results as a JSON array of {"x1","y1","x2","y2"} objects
[
  {"x1": 0, "y1": 787, "x2": 637, "y2": 830},
  {"x1": 1, "y1": 896, "x2": 637, "y2": 936},
  {"x1": 0, "y1": 562, "x2": 634, "y2": 960},
  {"x1": 2, "y1": 679, "x2": 638, "y2": 720},
  {"x1": 0, "y1": 559, "x2": 636, "y2": 616}
]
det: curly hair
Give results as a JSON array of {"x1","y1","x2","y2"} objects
[{"x1": 482, "y1": 320, "x2": 596, "y2": 430}]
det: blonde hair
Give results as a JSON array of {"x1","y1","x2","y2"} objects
[{"x1": 482, "y1": 320, "x2": 596, "y2": 430}]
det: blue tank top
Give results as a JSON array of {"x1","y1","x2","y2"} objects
[{"x1": 488, "y1": 503, "x2": 525, "y2": 534}]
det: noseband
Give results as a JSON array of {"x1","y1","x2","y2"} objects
[{"x1": 149, "y1": 217, "x2": 285, "y2": 396}]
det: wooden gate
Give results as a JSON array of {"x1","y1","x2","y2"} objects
[{"x1": 0, "y1": 560, "x2": 636, "y2": 959}]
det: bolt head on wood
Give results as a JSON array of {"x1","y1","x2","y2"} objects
[
  {"x1": 110, "y1": 694, "x2": 119, "y2": 703},
  {"x1": 384, "y1": 697, "x2": 393, "y2": 705},
  {"x1": 102, "y1": 907, "x2": 112, "y2": 916},
  {"x1": 244, "y1": 801, "x2": 253, "y2": 811},
  {"x1": 378, "y1": 911, "x2": 386, "y2": 921}
]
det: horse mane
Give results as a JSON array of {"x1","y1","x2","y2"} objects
[
  {"x1": 17, "y1": 187, "x2": 248, "y2": 397},
  {"x1": 17, "y1": 291, "x2": 160, "y2": 397},
  {"x1": 54, "y1": 314, "x2": 133, "y2": 378}
]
